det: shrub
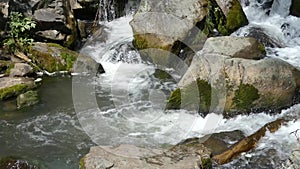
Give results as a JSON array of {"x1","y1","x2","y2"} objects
[{"x1": 3, "y1": 12, "x2": 36, "y2": 54}]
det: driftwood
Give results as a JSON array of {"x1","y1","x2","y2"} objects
[{"x1": 213, "y1": 118, "x2": 289, "y2": 165}]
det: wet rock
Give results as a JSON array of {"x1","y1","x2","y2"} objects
[
  {"x1": 199, "y1": 130, "x2": 245, "y2": 155},
  {"x1": 167, "y1": 36, "x2": 300, "y2": 116},
  {"x1": 246, "y1": 26, "x2": 285, "y2": 48},
  {"x1": 0, "y1": 77, "x2": 35, "y2": 100},
  {"x1": 81, "y1": 142, "x2": 212, "y2": 169},
  {"x1": 213, "y1": 118, "x2": 288, "y2": 164},
  {"x1": 17, "y1": 90, "x2": 39, "y2": 109},
  {"x1": 74, "y1": 54, "x2": 105, "y2": 75},
  {"x1": 290, "y1": 0, "x2": 300, "y2": 17},
  {"x1": 0, "y1": 156, "x2": 39, "y2": 169},
  {"x1": 9, "y1": 63, "x2": 33, "y2": 77}
]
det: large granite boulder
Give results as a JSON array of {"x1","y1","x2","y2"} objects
[
  {"x1": 81, "y1": 142, "x2": 212, "y2": 169},
  {"x1": 167, "y1": 36, "x2": 300, "y2": 116},
  {"x1": 130, "y1": 0, "x2": 248, "y2": 51}
]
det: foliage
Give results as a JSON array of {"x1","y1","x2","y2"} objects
[{"x1": 3, "y1": 12, "x2": 36, "y2": 54}]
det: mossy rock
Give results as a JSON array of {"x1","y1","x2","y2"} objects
[
  {"x1": 29, "y1": 42, "x2": 78, "y2": 72},
  {"x1": 204, "y1": 0, "x2": 248, "y2": 36},
  {"x1": 232, "y1": 84, "x2": 260, "y2": 110},
  {"x1": 167, "y1": 79, "x2": 212, "y2": 114},
  {"x1": 0, "y1": 77, "x2": 35, "y2": 100},
  {"x1": 17, "y1": 90, "x2": 39, "y2": 109}
]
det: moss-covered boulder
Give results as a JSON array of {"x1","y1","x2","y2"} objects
[
  {"x1": 29, "y1": 42, "x2": 104, "y2": 75},
  {"x1": 130, "y1": 0, "x2": 248, "y2": 54},
  {"x1": 0, "y1": 77, "x2": 35, "y2": 100},
  {"x1": 17, "y1": 90, "x2": 39, "y2": 109},
  {"x1": 167, "y1": 36, "x2": 300, "y2": 116}
]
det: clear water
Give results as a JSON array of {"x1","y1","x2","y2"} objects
[{"x1": 1, "y1": 0, "x2": 300, "y2": 168}]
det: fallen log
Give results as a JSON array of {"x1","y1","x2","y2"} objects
[{"x1": 213, "y1": 118, "x2": 288, "y2": 165}]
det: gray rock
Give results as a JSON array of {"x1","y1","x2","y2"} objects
[
  {"x1": 130, "y1": 0, "x2": 208, "y2": 50},
  {"x1": 35, "y1": 30, "x2": 66, "y2": 41},
  {"x1": 17, "y1": 90, "x2": 39, "y2": 109},
  {"x1": 9, "y1": 63, "x2": 33, "y2": 77},
  {"x1": 167, "y1": 36, "x2": 300, "y2": 116},
  {"x1": 201, "y1": 36, "x2": 265, "y2": 60},
  {"x1": 81, "y1": 143, "x2": 212, "y2": 169}
]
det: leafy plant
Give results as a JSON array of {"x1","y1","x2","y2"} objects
[{"x1": 3, "y1": 12, "x2": 36, "y2": 54}]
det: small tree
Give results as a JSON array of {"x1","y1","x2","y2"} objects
[{"x1": 4, "y1": 12, "x2": 36, "y2": 54}]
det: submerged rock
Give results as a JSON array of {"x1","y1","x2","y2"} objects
[
  {"x1": 17, "y1": 90, "x2": 39, "y2": 109},
  {"x1": 0, "y1": 156, "x2": 39, "y2": 169},
  {"x1": 81, "y1": 142, "x2": 212, "y2": 169},
  {"x1": 167, "y1": 36, "x2": 300, "y2": 116},
  {"x1": 0, "y1": 77, "x2": 35, "y2": 100}
]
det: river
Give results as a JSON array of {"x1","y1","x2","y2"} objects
[{"x1": 0, "y1": 0, "x2": 299, "y2": 168}]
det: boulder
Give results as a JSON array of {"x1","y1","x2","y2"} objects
[
  {"x1": 30, "y1": 42, "x2": 104, "y2": 74},
  {"x1": 9, "y1": 63, "x2": 33, "y2": 77},
  {"x1": 167, "y1": 36, "x2": 300, "y2": 116},
  {"x1": 81, "y1": 142, "x2": 212, "y2": 169},
  {"x1": 0, "y1": 77, "x2": 35, "y2": 100},
  {"x1": 17, "y1": 90, "x2": 39, "y2": 109},
  {"x1": 130, "y1": 0, "x2": 248, "y2": 51},
  {"x1": 290, "y1": 0, "x2": 300, "y2": 17}
]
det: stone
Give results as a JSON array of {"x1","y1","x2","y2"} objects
[
  {"x1": 81, "y1": 142, "x2": 212, "y2": 169},
  {"x1": 167, "y1": 36, "x2": 300, "y2": 116},
  {"x1": 9, "y1": 63, "x2": 33, "y2": 77},
  {"x1": 130, "y1": 0, "x2": 208, "y2": 51},
  {"x1": 17, "y1": 90, "x2": 39, "y2": 109},
  {"x1": 201, "y1": 36, "x2": 266, "y2": 59},
  {"x1": 0, "y1": 77, "x2": 35, "y2": 100},
  {"x1": 30, "y1": 42, "x2": 104, "y2": 74}
]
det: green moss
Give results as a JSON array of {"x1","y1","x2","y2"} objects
[
  {"x1": 258, "y1": 42, "x2": 266, "y2": 55},
  {"x1": 61, "y1": 52, "x2": 76, "y2": 70},
  {"x1": 167, "y1": 88, "x2": 181, "y2": 109},
  {"x1": 79, "y1": 157, "x2": 85, "y2": 169},
  {"x1": 4, "y1": 63, "x2": 15, "y2": 76},
  {"x1": 0, "y1": 84, "x2": 32, "y2": 100},
  {"x1": 225, "y1": 0, "x2": 248, "y2": 33},
  {"x1": 201, "y1": 157, "x2": 212, "y2": 169},
  {"x1": 203, "y1": 0, "x2": 248, "y2": 36},
  {"x1": 233, "y1": 84, "x2": 260, "y2": 110},
  {"x1": 17, "y1": 90, "x2": 39, "y2": 109},
  {"x1": 167, "y1": 79, "x2": 212, "y2": 113},
  {"x1": 133, "y1": 34, "x2": 172, "y2": 50}
]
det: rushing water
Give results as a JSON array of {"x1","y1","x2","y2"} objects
[{"x1": 0, "y1": 0, "x2": 300, "y2": 169}]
